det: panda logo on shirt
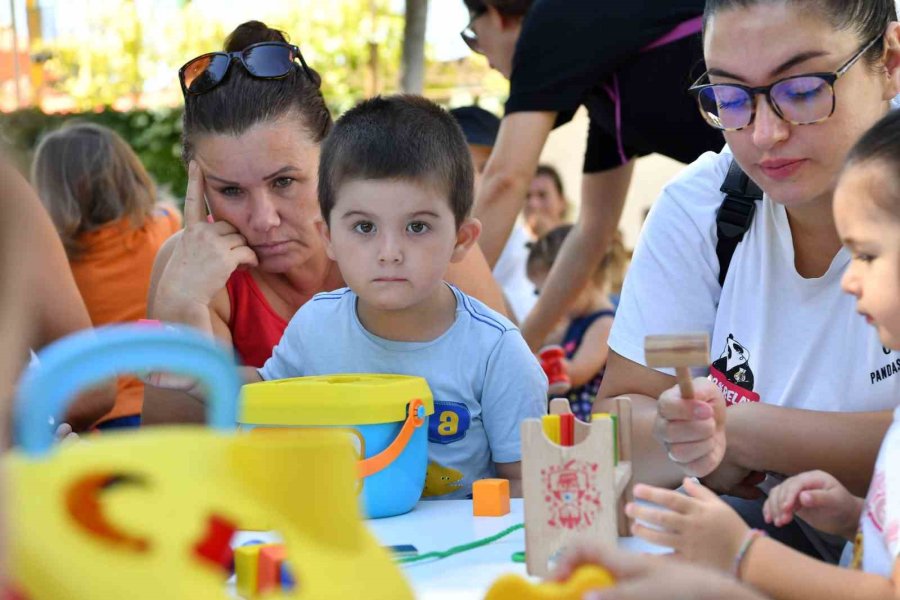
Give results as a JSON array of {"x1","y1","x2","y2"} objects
[{"x1": 711, "y1": 334, "x2": 755, "y2": 392}]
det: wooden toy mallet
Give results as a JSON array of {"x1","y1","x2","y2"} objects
[{"x1": 644, "y1": 334, "x2": 710, "y2": 398}]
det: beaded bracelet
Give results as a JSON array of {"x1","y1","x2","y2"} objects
[{"x1": 732, "y1": 529, "x2": 767, "y2": 579}]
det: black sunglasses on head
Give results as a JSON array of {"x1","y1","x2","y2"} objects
[{"x1": 179, "y1": 41, "x2": 315, "y2": 96}]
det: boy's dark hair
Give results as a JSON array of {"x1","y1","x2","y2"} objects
[
  {"x1": 844, "y1": 109, "x2": 900, "y2": 216},
  {"x1": 318, "y1": 94, "x2": 474, "y2": 226},
  {"x1": 703, "y1": 1, "x2": 896, "y2": 65},
  {"x1": 182, "y1": 21, "x2": 333, "y2": 163},
  {"x1": 463, "y1": 0, "x2": 532, "y2": 17}
]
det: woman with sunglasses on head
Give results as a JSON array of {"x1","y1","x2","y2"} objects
[
  {"x1": 596, "y1": 0, "x2": 900, "y2": 562},
  {"x1": 459, "y1": 0, "x2": 724, "y2": 351},
  {"x1": 146, "y1": 21, "x2": 509, "y2": 423}
]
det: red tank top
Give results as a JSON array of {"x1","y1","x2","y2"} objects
[{"x1": 225, "y1": 270, "x2": 289, "y2": 368}]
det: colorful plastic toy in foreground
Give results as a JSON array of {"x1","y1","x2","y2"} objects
[
  {"x1": 484, "y1": 565, "x2": 615, "y2": 599},
  {"x1": 6, "y1": 324, "x2": 413, "y2": 600},
  {"x1": 240, "y1": 374, "x2": 434, "y2": 519}
]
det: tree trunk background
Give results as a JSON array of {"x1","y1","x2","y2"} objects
[{"x1": 400, "y1": 0, "x2": 428, "y2": 94}]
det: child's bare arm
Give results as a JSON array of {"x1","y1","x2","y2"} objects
[
  {"x1": 628, "y1": 478, "x2": 900, "y2": 600},
  {"x1": 564, "y1": 316, "x2": 612, "y2": 388},
  {"x1": 743, "y1": 539, "x2": 899, "y2": 600},
  {"x1": 494, "y1": 461, "x2": 523, "y2": 498}
]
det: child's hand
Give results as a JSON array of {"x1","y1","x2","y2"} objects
[
  {"x1": 552, "y1": 542, "x2": 768, "y2": 600},
  {"x1": 626, "y1": 477, "x2": 749, "y2": 573},
  {"x1": 762, "y1": 470, "x2": 863, "y2": 539}
]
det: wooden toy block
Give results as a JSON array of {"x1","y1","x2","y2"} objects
[
  {"x1": 521, "y1": 397, "x2": 633, "y2": 577},
  {"x1": 280, "y1": 560, "x2": 296, "y2": 590},
  {"x1": 611, "y1": 398, "x2": 634, "y2": 537},
  {"x1": 644, "y1": 333, "x2": 709, "y2": 398},
  {"x1": 193, "y1": 513, "x2": 238, "y2": 570},
  {"x1": 473, "y1": 478, "x2": 511, "y2": 517},
  {"x1": 548, "y1": 398, "x2": 572, "y2": 417},
  {"x1": 234, "y1": 544, "x2": 265, "y2": 598},
  {"x1": 592, "y1": 413, "x2": 618, "y2": 464},
  {"x1": 550, "y1": 398, "x2": 589, "y2": 443},
  {"x1": 541, "y1": 414, "x2": 561, "y2": 445},
  {"x1": 257, "y1": 544, "x2": 287, "y2": 594},
  {"x1": 559, "y1": 413, "x2": 574, "y2": 447}
]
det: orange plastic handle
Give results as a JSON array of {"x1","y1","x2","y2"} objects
[{"x1": 357, "y1": 398, "x2": 426, "y2": 479}]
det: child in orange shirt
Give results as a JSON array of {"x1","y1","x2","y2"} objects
[{"x1": 32, "y1": 123, "x2": 181, "y2": 428}]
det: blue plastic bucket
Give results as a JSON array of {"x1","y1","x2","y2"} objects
[{"x1": 239, "y1": 374, "x2": 434, "y2": 518}]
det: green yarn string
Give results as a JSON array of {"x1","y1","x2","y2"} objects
[{"x1": 397, "y1": 523, "x2": 524, "y2": 564}]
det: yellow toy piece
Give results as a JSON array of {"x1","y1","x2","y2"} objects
[
  {"x1": 7, "y1": 429, "x2": 414, "y2": 600},
  {"x1": 7, "y1": 325, "x2": 414, "y2": 600},
  {"x1": 484, "y1": 565, "x2": 615, "y2": 600},
  {"x1": 235, "y1": 543, "x2": 276, "y2": 597},
  {"x1": 422, "y1": 461, "x2": 465, "y2": 497}
]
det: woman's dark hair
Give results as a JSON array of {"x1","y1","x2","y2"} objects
[
  {"x1": 182, "y1": 21, "x2": 333, "y2": 162},
  {"x1": 703, "y1": 1, "x2": 897, "y2": 64},
  {"x1": 844, "y1": 109, "x2": 900, "y2": 215},
  {"x1": 463, "y1": 0, "x2": 532, "y2": 17}
]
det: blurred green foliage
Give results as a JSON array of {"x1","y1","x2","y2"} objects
[
  {"x1": 0, "y1": 107, "x2": 187, "y2": 196},
  {"x1": 1, "y1": 1, "x2": 506, "y2": 196}
]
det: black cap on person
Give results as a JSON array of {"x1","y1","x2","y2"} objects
[{"x1": 449, "y1": 105, "x2": 501, "y2": 148}]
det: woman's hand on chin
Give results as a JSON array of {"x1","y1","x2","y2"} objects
[{"x1": 158, "y1": 161, "x2": 258, "y2": 310}]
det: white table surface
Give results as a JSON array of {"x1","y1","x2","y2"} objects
[
  {"x1": 372, "y1": 499, "x2": 667, "y2": 599},
  {"x1": 235, "y1": 499, "x2": 667, "y2": 599}
]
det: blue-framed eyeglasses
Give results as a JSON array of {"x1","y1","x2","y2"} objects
[{"x1": 688, "y1": 35, "x2": 882, "y2": 131}]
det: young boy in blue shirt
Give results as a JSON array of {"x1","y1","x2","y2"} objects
[{"x1": 251, "y1": 95, "x2": 548, "y2": 498}]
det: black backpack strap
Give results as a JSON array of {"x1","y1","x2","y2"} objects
[{"x1": 716, "y1": 160, "x2": 763, "y2": 286}]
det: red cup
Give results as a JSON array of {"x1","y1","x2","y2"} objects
[{"x1": 538, "y1": 345, "x2": 571, "y2": 395}]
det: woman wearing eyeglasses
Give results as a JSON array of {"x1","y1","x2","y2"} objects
[
  {"x1": 145, "y1": 21, "x2": 508, "y2": 422},
  {"x1": 459, "y1": 0, "x2": 724, "y2": 350},
  {"x1": 597, "y1": 0, "x2": 900, "y2": 562}
]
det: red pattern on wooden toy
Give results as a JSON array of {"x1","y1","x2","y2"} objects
[{"x1": 541, "y1": 459, "x2": 601, "y2": 530}]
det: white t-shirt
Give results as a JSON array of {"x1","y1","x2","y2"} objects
[
  {"x1": 259, "y1": 284, "x2": 548, "y2": 499},
  {"x1": 493, "y1": 224, "x2": 537, "y2": 323},
  {"x1": 859, "y1": 404, "x2": 900, "y2": 576},
  {"x1": 609, "y1": 147, "x2": 900, "y2": 413}
]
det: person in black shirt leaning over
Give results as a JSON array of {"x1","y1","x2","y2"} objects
[{"x1": 460, "y1": 0, "x2": 723, "y2": 350}]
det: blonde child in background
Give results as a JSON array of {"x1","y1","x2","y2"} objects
[
  {"x1": 527, "y1": 224, "x2": 626, "y2": 421},
  {"x1": 32, "y1": 123, "x2": 181, "y2": 429},
  {"x1": 621, "y1": 108, "x2": 900, "y2": 599}
]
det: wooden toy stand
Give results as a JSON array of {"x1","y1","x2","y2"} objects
[{"x1": 521, "y1": 397, "x2": 633, "y2": 578}]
